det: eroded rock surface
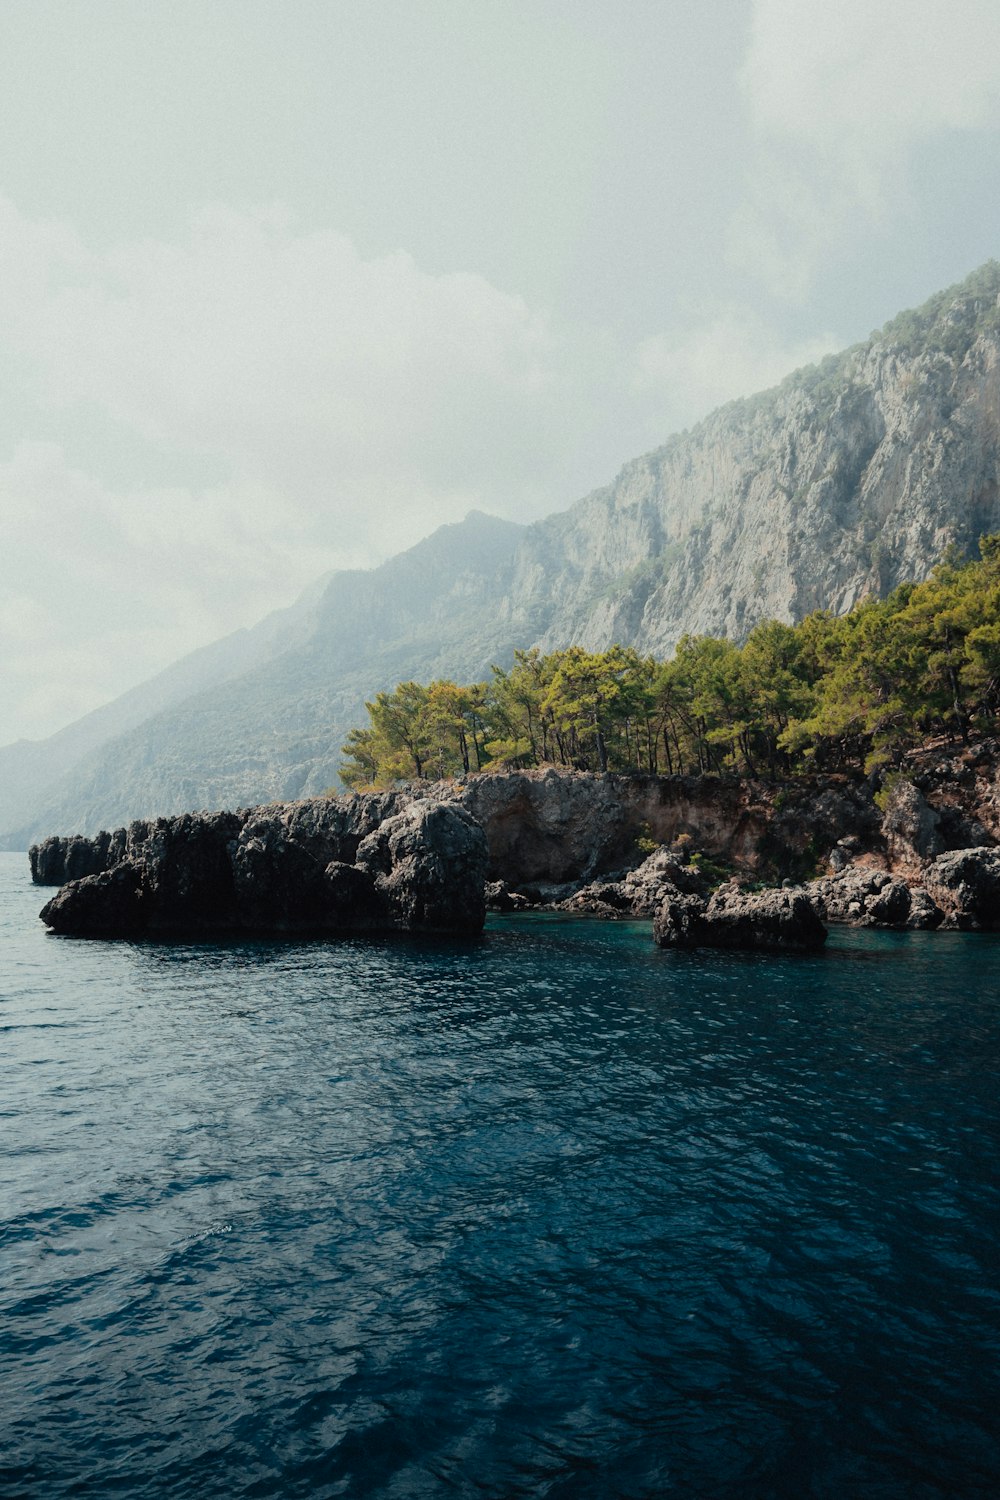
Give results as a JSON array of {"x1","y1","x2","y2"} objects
[
  {"x1": 355, "y1": 800, "x2": 488, "y2": 934},
  {"x1": 38, "y1": 795, "x2": 486, "y2": 939},
  {"x1": 32, "y1": 744, "x2": 1000, "y2": 941},
  {"x1": 808, "y1": 868, "x2": 936, "y2": 930},
  {"x1": 653, "y1": 885, "x2": 827, "y2": 954},
  {"x1": 555, "y1": 848, "x2": 709, "y2": 917},
  {"x1": 923, "y1": 847, "x2": 1000, "y2": 929},
  {"x1": 434, "y1": 768, "x2": 875, "y2": 887},
  {"x1": 879, "y1": 778, "x2": 945, "y2": 869},
  {"x1": 40, "y1": 863, "x2": 149, "y2": 938}
]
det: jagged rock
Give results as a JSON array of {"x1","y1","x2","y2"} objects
[
  {"x1": 32, "y1": 751, "x2": 1000, "y2": 910},
  {"x1": 484, "y1": 880, "x2": 534, "y2": 912},
  {"x1": 40, "y1": 862, "x2": 149, "y2": 937},
  {"x1": 323, "y1": 861, "x2": 387, "y2": 927},
  {"x1": 441, "y1": 769, "x2": 635, "y2": 884},
  {"x1": 30, "y1": 792, "x2": 413, "y2": 889},
  {"x1": 139, "y1": 812, "x2": 244, "y2": 930},
  {"x1": 905, "y1": 888, "x2": 944, "y2": 930},
  {"x1": 618, "y1": 848, "x2": 708, "y2": 913},
  {"x1": 30, "y1": 832, "x2": 112, "y2": 885},
  {"x1": 923, "y1": 847, "x2": 1000, "y2": 929},
  {"x1": 810, "y1": 868, "x2": 919, "y2": 929},
  {"x1": 356, "y1": 799, "x2": 488, "y2": 934},
  {"x1": 232, "y1": 829, "x2": 331, "y2": 929},
  {"x1": 651, "y1": 891, "x2": 710, "y2": 948},
  {"x1": 880, "y1": 778, "x2": 944, "y2": 867},
  {"x1": 39, "y1": 813, "x2": 249, "y2": 934},
  {"x1": 227, "y1": 795, "x2": 406, "y2": 930},
  {"x1": 827, "y1": 836, "x2": 862, "y2": 874},
  {"x1": 443, "y1": 769, "x2": 874, "y2": 888},
  {"x1": 559, "y1": 846, "x2": 709, "y2": 917},
  {"x1": 38, "y1": 795, "x2": 487, "y2": 938},
  {"x1": 28, "y1": 756, "x2": 1000, "y2": 941},
  {"x1": 653, "y1": 885, "x2": 827, "y2": 953}
]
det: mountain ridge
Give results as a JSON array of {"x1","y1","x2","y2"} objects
[{"x1": 7, "y1": 261, "x2": 1000, "y2": 845}]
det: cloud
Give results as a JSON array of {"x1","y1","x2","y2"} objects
[
  {"x1": 633, "y1": 311, "x2": 837, "y2": 429},
  {"x1": 0, "y1": 199, "x2": 570, "y2": 557},
  {"x1": 0, "y1": 199, "x2": 590, "y2": 739},
  {"x1": 733, "y1": 0, "x2": 1000, "y2": 295},
  {"x1": 0, "y1": 439, "x2": 334, "y2": 742}
]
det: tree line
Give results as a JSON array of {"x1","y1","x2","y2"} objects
[{"x1": 340, "y1": 538, "x2": 1000, "y2": 787}]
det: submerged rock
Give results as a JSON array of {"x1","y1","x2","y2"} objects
[{"x1": 653, "y1": 885, "x2": 827, "y2": 954}]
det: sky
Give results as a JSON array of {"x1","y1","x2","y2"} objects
[{"x1": 4, "y1": 0, "x2": 1000, "y2": 745}]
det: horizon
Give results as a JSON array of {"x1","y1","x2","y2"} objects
[{"x1": 4, "y1": 0, "x2": 1000, "y2": 745}]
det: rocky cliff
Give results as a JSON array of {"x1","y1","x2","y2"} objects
[
  {"x1": 445, "y1": 744, "x2": 1000, "y2": 932},
  {"x1": 37, "y1": 796, "x2": 489, "y2": 939},
  {"x1": 33, "y1": 739, "x2": 1000, "y2": 935},
  {"x1": 10, "y1": 263, "x2": 1000, "y2": 844}
]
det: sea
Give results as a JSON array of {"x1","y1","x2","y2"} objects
[{"x1": 1, "y1": 849, "x2": 999, "y2": 1498}]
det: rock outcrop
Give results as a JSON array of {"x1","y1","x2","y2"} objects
[
  {"x1": 552, "y1": 847, "x2": 710, "y2": 917},
  {"x1": 922, "y1": 847, "x2": 1000, "y2": 929},
  {"x1": 30, "y1": 830, "x2": 126, "y2": 885},
  {"x1": 40, "y1": 863, "x2": 152, "y2": 938},
  {"x1": 354, "y1": 801, "x2": 488, "y2": 934},
  {"x1": 38, "y1": 796, "x2": 487, "y2": 939},
  {"x1": 879, "y1": 778, "x2": 945, "y2": 870},
  {"x1": 653, "y1": 885, "x2": 828, "y2": 954},
  {"x1": 808, "y1": 868, "x2": 938, "y2": 930}
]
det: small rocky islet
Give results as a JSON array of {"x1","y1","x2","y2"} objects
[{"x1": 30, "y1": 737, "x2": 1000, "y2": 952}]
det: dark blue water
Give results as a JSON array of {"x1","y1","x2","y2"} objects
[{"x1": 2, "y1": 851, "x2": 999, "y2": 1498}]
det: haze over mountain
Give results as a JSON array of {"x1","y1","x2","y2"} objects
[{"x1": 7, "y1": 263, "x2": 1000, "y2": 847}]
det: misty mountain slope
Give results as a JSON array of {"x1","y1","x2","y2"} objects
[
  {"x1": 0, "y1": 567, "x2": 332, "y2": 834},
  {"x1": 8, "y1": 263, "x2": 1000, "y2": 845},
  {"x1": 7, "y1": 511, "x2": 526, "y2": 841}
]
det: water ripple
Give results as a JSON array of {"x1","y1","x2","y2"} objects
[{"x1": 2, "y1": 859, "x2": 999, "y2": 1497}]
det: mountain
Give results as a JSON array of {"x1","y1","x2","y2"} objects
[
  {"x1": 0, "y1": 569, "x2": 332, "y2": 836},
  {"x1": 7, "y1": 262, "x2": 1000, "y2": 845},
  {"x1": 2, "y1": 511, "x2": 527, "y2": 844}
]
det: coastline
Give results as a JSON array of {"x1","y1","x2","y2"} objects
[{"x1": 28, "y1": 741, "x2": 1000, "y2": 943}]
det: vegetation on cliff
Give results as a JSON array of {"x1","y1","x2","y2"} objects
[{"x1": 341, "y1": 538, "x2": 1000, "y2": 785}]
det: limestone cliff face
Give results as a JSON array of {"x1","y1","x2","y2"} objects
[
  {"x1": 9, "y1": 264, "x2": 1000, "y2": 843},
  {"x1": 511, "y1": 315, "x2": 1000, "y2": 656}
]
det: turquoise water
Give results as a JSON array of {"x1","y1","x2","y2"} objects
[{"x1": 1, "y1": 850, "x2": 999, "y2": 1497}]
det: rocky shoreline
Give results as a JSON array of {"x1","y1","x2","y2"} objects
[
  {"x1": 489, "y1": 838, "x2": 1000, "y2": 934},
  {"x1": 30, "y1": 743, "x2": 1000, "y2": 945}
]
